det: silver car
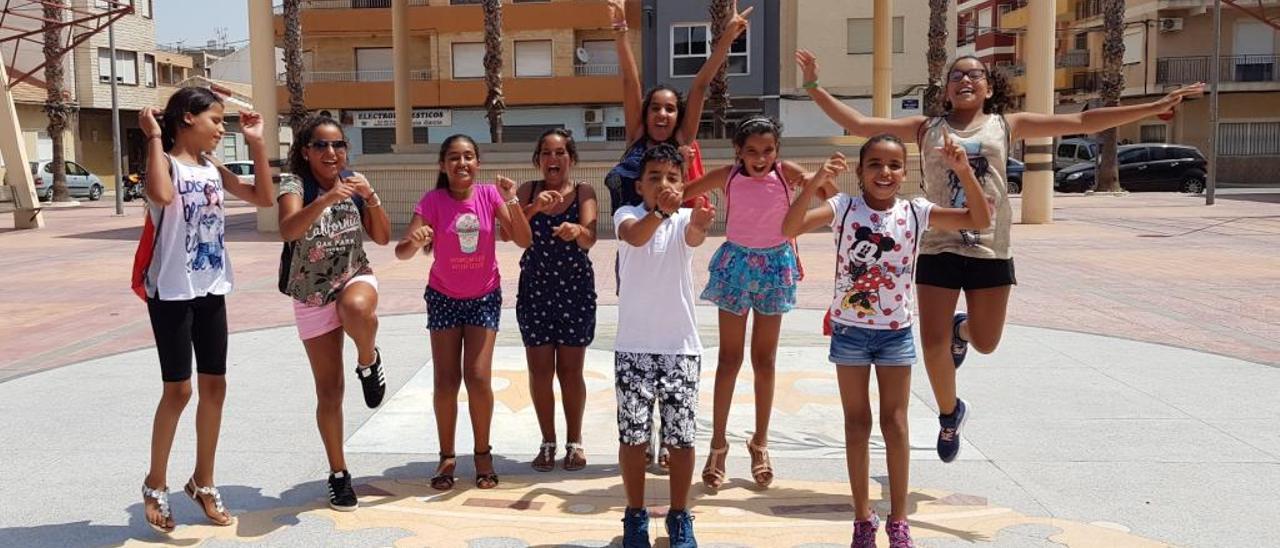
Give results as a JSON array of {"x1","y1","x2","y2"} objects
[{"x1": 31, "y1": 160, "x2": 106, "y2": 201}]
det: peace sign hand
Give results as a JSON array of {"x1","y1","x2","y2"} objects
[
  {"x1": 725, "y1": 0, "x2": 754, "y2": 39},
  {"x1": 938, "y1": 133, "x2": 971, "y2": 175}
]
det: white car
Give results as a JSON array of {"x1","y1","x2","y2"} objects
[{"x1": 31, "y1": 160, "x2": 105, "y2": 201}]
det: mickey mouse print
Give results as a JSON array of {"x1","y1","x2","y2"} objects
[{"x1": 828, "y1": 194, "x2": 934, "y2": 330}]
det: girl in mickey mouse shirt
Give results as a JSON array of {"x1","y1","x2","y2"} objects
[{"x1": 781, "y1": 134, "x2": 991, "y2": 548}]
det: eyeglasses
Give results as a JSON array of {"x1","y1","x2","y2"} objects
[
  {"x1": 308, "y1": 139, "x2": 349, "y2": 151},
  {"x1": 948, "y1": 69, "x2": 988, "y2": 82}
]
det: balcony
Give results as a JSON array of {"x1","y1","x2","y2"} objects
[
  {"x1": 277, "y1": 69, "x2": 434, "y2": 84},
  {"x1": 1062, "y1": 70, "x2": 1103, "y2": 94},
  {"x1": 1056, "y1": 50, "x2": 1090, "y2": 69},
  {"x1": 1001, "y1": 0, "x2": 1072, "y2": 30},
  {"x1": 573, "y1": 63, "x2": 618, "y2": 77},
  {"x1": 273, "y1": 0, "x2": 430, "y2": 14},
  {"x1": 1158, "y1": 55, "x2": 1279, "y2": 85}
]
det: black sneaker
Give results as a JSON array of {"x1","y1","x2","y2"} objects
[
  {"x1": 664, "y1": 509, "x2": 697, "y2": 548},
  {"x1": 327, "y1": 470, "x2": 358, "y2": 511},
  {"x1": 951, "y1": 312, "x2": 970, "y2": 369},
  {"x1": 355, "y1": 347, "x2": 385, "y2": 409},
  {"x1": 937, "y1": 398, "x2": 969, "y2": 463},
  {"x1": 621, "y1": 506, "x2": 651, "y2": 548}
]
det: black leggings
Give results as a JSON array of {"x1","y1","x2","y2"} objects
[{"x1": 147, "y1": 295, "x2": 228, "y2": 382}]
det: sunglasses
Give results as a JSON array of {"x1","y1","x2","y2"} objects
[
  {"x1": 308, "y1": 139, "x2": 349, "y2": 151},
  {"x1": 948, "y1": 68, "x2": 988, "y2": 82}
]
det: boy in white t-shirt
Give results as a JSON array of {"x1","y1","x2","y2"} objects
[{"x1": 612, "y1": 144, "x2": 715, "y2": 548}]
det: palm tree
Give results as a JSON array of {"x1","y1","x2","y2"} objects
[
  {"x1": 42, "y1": 0, "x2": 70, "y2": 202},
  {"x1": 483, "y1": 0, "x2": 505, "y2": 143},
  {"x1": 924, "y1": 0, "x2": 950, "y2": 116},
  {"x1": 1095, "y1": 0, "x2": 1125, "y2": 192},
  {"x1": 708, "y1": 0, "x2": 731, "y2": 138},
  {"x1": 282, "y1": 0, "x2": 308, "y2": 133}
]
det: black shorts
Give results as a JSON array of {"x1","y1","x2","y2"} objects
[
  {"x1": 146, "y1": 295, "x2": 229, "y2": 382},
  {"x1": 916, "y1": 252, "x2": 1017, "y2": 291}
]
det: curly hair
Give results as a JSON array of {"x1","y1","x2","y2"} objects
[
  {"x1": 286, "y1": 115, "x2": 345, "y2": 179},
  {"x1": 943, "y1": 56, "x2": 1014, "y2": 115}
]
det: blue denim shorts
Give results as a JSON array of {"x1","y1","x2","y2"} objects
[{"x1": 828, "y1": 321, "x2": 916, "y2": 366}]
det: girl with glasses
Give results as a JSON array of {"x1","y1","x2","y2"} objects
[{"x1": 796, "y1": 50, "x2": 1202, "y2": 465}]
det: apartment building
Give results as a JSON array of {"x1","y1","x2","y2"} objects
[
  {"x1": 274, "y1": 0, "x2": 635, "y2": 155},
  {"x1": 779, "y1": 0, "x2": 941, "y2": 136},
  {"x1": 1002, "y1": 0, "x2": 1280, "y2": 183},
  {"x1": 956, "y1": 0, "x2": 1019, "y2": 67}
]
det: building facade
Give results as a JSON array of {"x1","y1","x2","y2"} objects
[
  {"x1": 779, "y1": 0, "x2": 941, "y2": 137},
  {"x1": 274, "y1": 0, "x2": 636, "y2": 156},
  {"x1": 956, "y1": 0, "x2": 1019, "y2": 67}
]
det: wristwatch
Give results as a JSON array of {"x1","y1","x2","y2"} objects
[{"x1": 650, "y1": 207, "x2": 672, "y2": 220}]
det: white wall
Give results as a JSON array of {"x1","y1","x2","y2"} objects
[
  {"x1": 780, "y1": 94, "x2": 924, "y2": 137},
  {"x1": 208, "y1": 47, "x2": 283, "y2": 84}
]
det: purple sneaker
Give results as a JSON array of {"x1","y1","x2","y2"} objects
[
  {"x1": 887, "y1": 519, "x2": 914, "y2": 548},
  {"x1": 851, "y1": 512, "x2": 880, "y2": 548}
]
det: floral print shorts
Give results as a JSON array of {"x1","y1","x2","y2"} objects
[{"x1": 614, "y1": 352, "x2": 701, "y2": 448}]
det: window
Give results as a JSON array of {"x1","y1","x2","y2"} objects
[
  {"x1": 362, "y1": 127, "x2": 428, "y2": 154},
  {"x1": 1074, "y1": 33, "x2": 1088, "y2": 51},
  {"x1": 221, "y1": 134, "x2": 240, "y2": 162},
  {"x1": 515, "y1": 40, "x2": 553, "y2": 77},
  {"x1": 356, "y1": 47, "x2": 394, "y2": 81},
  {"x1": 449, "y1": 0, "x2": 482, "y2": 4},
  {"x1": 726, "y1": 30, "x2": 748, "y2": 75},
  {"x1": 1057, "y1": 144, "x2": 1076, "y2": 158},
  {"x1": 140, "y1": 0, "x2": 151, "y2": 18},
  {"x1": 451, "y1": 42, "x2": 485, "y2": 79},
  {"x1": 143, "y1": 54, "x2": 156, "y2": 88},
  {"x1": 978, "y1": 7, "x2": 992, "y2": 35},
  {"x1": 1140, "y1": 125, "x2": 1166, "y2": 143},
  {"x1": 66, "y1": 162, "x2": 88, "y2": 176},
  {"x1": 1123, "y1": 28, "x2": 1143, "y2": 65},
  {"x1": 671, "y1": 24, "x2": 709, "y2": 76},
  {"x1": 1117, "y1": 148, "x2": 1149, "y2": 164},
  {"x1": 1219, "y1": 121, "x2": 1280, "y2": 156},
  {"x1": 98, "y1": 48, "x2": 138, "y2": 85},
  {"x1": 997, "y1": 4, "x2": 1012, "y2": 29},
  {"x1": 606, "y1": 126, "x2": 627, "y2": 141},
  {"x1": 847, "y1": 17, "x2": 904, "y2": 55}
]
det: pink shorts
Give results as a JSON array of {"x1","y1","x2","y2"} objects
[{"x1": 292, "y1": 275, "x2": 379, "y2": 340}]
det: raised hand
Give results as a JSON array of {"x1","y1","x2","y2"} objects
[
  {"x1": 1154, "y1": 82, "x2": 1204, "y2": 114},
  {"x1": 409, "y1": 224, "x2": 434, "y2": 248},
  {"x1": 532, "y1": 190, "x2": 564, "y2": 213},
  {"x1": 240, "y1": 111, "x2": 264, "y2": 143},
  {"x1": 139, "y1": 107, "x2": 163, "y2": 139},
  {"x1": 724, "y1": 0, "x2": 754, "y2": 39},
  {"x1": 606, "y1": 0, "x2": 626, "y2": 27},
  {"x1": 796, "y1": 49, "x2": 820, "y2": 84},
  {"x1": 344, "y1": 172, "x2": 375, "y2": 199},
  {"x1": 552, "y1": 222, "x2": 584, "y2": 242},
  {"x1": 691, "y1": 202, "x2": 716, "y2": 230},
  {"x1": 816, "y1": 151, "x2": 848, "y2": 186},
  {"x1": 938, "y1": 132, "x2": 970, "y2": 174},
  {"x1": 496, "y1": 175, "x2": 518, "y2": 202},
  {"x1": 325, "y1": 180, "x2": 358, "y2": 205},
  {"x1": 657, "y1": 187, "x2": 682, "y2": 214}
]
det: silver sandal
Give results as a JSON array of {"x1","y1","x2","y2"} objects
[
  {"x1": 184, "y1": 477, "x2": 234, "y2": 526},
  {"x1": 532, "y1": 441, "x2": 557, "y2": 472},
  {"x1": 141, "y1": 482, "x2": 175, "y2": 534}
]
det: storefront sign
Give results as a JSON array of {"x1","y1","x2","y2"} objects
[{"x1": 352, "y1": 109, "x2": 452, "y2": 128}]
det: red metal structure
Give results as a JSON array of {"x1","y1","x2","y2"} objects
[
  {"x1": 0, "y1": 0, "x2": 132, "y2": 86},
  {"x1": 1223, "y1": 0, "x2": 1280, "y2": 31}
]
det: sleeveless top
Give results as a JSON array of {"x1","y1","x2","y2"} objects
[
  {"x1": 918, "y1": 114, "x2": 1013, "y2": 260},
  {"x1": 146, "y1": 155, "x2": 233, "y2": 300},
  {"x1": 604, "y1": 139, "x2": 708, "y2": 214},
  {"x1": 520, "y1": 180, "x2": 593, "y2": 271},
  {"x1": 725, "y1": 163, "x2": 793, "y2": 249}
]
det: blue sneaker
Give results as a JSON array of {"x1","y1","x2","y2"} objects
[
  {"x1": 665, "y1": 508, "x2": 697, "y2": 548},
  {"x1": 951, "y1": 313, "x2": 969, "y2": 368},
  {"x1": 937, "y1": 398, "x2": 969, "y2": 463},
  {"x1": 621, "y1": 507, "x2": 651, "y2": 548}
]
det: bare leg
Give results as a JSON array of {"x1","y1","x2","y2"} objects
[
  {"x1": 667, "y1": 446, "x2": 696, "y2": 510},
  {"x1": 303, "y1": 328, "x2": 348, "y2": 472},
  {"x1": 836, "y1": 365, "x2": 874, "y2": 521},
  {"x1": 430, "y1": 328, "x2": 464, "y2": 458},
  {"x1": 710, "y1": 310, "x2": 747, "y2": 450},
  {"x1": 337, "y1": 282, "x2": 379, "y2": 367},
  {"x1": 619, "y1": 443, "x2": 649, "y2": 508},
  {"x1": 555, "y1": 345, "x2": 588, "y2": 445},
  {"x1": 917, "y1": 284, "x2": 962, "y2": 415},
  {"x1": 875, "y1": 366, "x2": 913, "y2": 522},
  {"x1": 462, "y1": 325, "x2": 497, "y2": 477},
  {"x1": 145, "y1": 380, "x2": 191, "y2": 529},
  {"x1": 525, "y1": 345, "x2": 558, "y2": 443},
  {"x1": 748, "y1": 311, "x2": 783, "y2": 445},
  {"x1": 960, "y1": 286, "x2": 1012, "y2": 354},
  {"x1": 191, "y1": 373, "x2": 227, "y2": 486}
]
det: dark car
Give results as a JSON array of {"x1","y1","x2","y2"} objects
[
  {"x1": 1053, "y1": 143, "x2": 1207, "y2": 194},
  {"x1": 1006, "y1": 158, "x2": 1024, "y2": 194}
]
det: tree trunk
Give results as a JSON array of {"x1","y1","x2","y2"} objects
[
  {"x1": 1095, "y1": 0, "x2": 1126, "y2": 193},
  {"x1": 924, "y1": 0, "x2": 950, "y2": 116},
  {"x1": 483, "y1": 0, "x2": 505, "y2": 143},
  {"x1": 43, "y1": 0, "x2": 71, "y2": 202},
  {"x1": 283, "y1": 0, "x2": 308, "y2": 133},
  {"x1": 708, "y1": 0, "x2": 731, "y2": 138}
]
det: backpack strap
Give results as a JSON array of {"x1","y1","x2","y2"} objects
[{"x1": 834, "y1": 196, "x2": 855, "y2": 281}]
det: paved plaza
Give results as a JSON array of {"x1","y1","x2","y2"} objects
[{"x1": 1, "y1": 191, "x2": 1278, "y2": 547}]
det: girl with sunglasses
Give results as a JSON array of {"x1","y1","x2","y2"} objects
[
  {"x1": 277, "y1": 116, "x2": 391, "y2": 512},
  {"x1": 796, "y1": 51, "x2": 1203, "y2": 464}
]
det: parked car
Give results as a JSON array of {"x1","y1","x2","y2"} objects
[
  {"x1": 1006, "y1": 158, "x2": 1024, "y2": 194},
  {"x1": 1054, "y1": 137, "x2": 1098, "y2": 169},
  {"x1": 222, "y1": 160, "x2": 255, "y2": 179},
  {"x1": 1053, "y1": 143, "x2": 1207, "y2": 193},
  {"x1": 30, "y1": 160, "x2": 105, "y2": 201}
]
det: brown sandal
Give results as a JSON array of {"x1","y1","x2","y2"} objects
[
  {"x1": 701, "y1": 444, "x2": 728, "y2": 490},
  {"x1": 430, "y1": 453, "x2": 457, "y2": 491},
  {"x1": 563, "y1": 442, "x2": 587, "y2": 471},
  {"x1": 474, "y1": 447, "x2": 499, "y2": 489},
  {"x1": 746, "y1": 439, "x2": 774, "y2": 488},
  {"x1": 184, "y1": 478, "x2": 235, "y2": 526},
  {"x1": 532, "y1": 441, "x2": 556, "y2": 472}
]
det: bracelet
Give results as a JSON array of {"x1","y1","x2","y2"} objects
[
  {"x1": 802, "y1": 80, "x2": 819, "y2": 90},
  {"x1": 365, "y1": 193, "x2": 382, "y2": 208},
  {"x1": 506, "y1": 196, "x2": 520, "y2": 205}
]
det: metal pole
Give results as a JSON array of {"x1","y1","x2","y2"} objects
[
  {"x1": 109, "y1": 22, "x2": 123, "y2": 215},
  {"x1": 1207, "y1": 0, "x2": 1220, "y2": 206}
]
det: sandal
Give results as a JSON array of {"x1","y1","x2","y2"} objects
[
  {"x1": 657, "y1": 445, "x2": 671, "y2": 472},
  {"x1": 746, "y1": 439, "x2": 774, "y2": 488},
  {"x1": 563, "y1": 442, "x2": 587, "y2": 471},
  {"x1": 184, "y1": 477, "x2": 234, "y2": 526},
  {"x1": 141, "y1": 482, "x2": 175, "y2": 534},
  {"x1": 532, "y1": 441, "x2": 556, "y2": 472},
  {"x1": 430, "y1": 453, "x2": 457, "y2": 491},
  {"x1": 701, "y1": 443, "x2": 728, "y2": 490},
  {"x1": 474, "y1": 447, "x2": 499, "y2": 489}
]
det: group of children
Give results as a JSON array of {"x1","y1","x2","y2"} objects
[{"x1": 133, "y1": 2, "x2": 1202, "y2": 546}]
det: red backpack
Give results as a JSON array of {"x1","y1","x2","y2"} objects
[{"x1": 129, "y1": 155, "x2": 175, "y2": 301}]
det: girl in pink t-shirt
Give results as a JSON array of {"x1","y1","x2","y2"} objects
[
  {"x1": 395, "y1": 134, "x2": 532, "y2": 491},
  {"x1": 682, "y1": 115, "x2": 836, "y2": 492}
]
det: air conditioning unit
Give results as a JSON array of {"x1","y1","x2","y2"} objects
[
  {"x1": 583, "y1": 107, "x2": 605, "y2": 124},
  {"x1": 1159, "y1": 18, "x2": 1183, "y2": 32},
  {"x1": 313, "y1": 108, "x2": 343, "y2": 120}
]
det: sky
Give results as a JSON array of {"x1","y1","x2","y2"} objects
[{"x1": 153, "y1": 0, "x2": 251, "y2": 50}]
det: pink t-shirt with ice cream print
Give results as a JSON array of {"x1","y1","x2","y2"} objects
[{"x1": 415, "y1": 184, "x2": 504, "y2": 299}]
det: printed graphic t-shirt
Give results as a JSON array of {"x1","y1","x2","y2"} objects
[
  {"x1": 415, "y1": 185, "x2": 504, "y2": 300},
  {"x1": 146, "y1": 156, "x2": 233, "y2": 300},
  {"x1": 918, "y1": 114, "x2": 1011, "y2": 259},
  {"x1": 279, "y1": 174, "x2": 371, "y2": 306},
  {"x1": 827, "y1": 194, "x2": 934, "y2": 330},
  {"x1": 613, "y1": 205, "x2": 702, "y2": 355}
]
